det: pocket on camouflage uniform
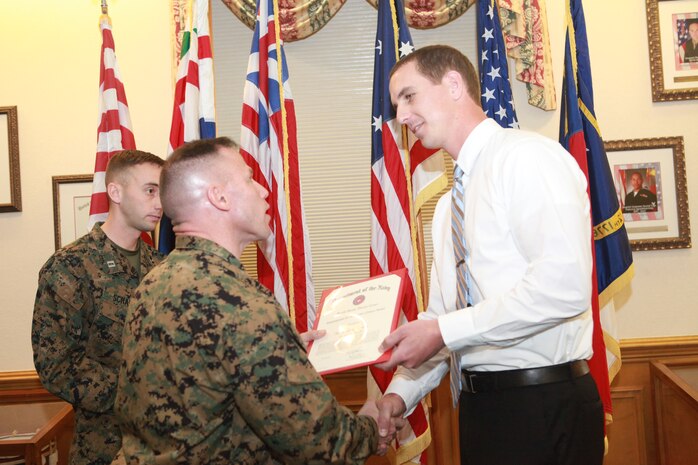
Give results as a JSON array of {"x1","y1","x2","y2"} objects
[{"x1": 86, "y1": 298, "x2": 128, "y2": 369}]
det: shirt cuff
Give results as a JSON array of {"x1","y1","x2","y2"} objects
[
  {"x1": 437, "y1": 308, "x2": 479, "y2": 352},
  {"x1": 384, "y1": 377, "x2": 426, "y2": 417}
]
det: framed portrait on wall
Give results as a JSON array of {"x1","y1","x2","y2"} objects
[
  {"x1": 605, "y1": 137, "x2": 691, "y2": 251},
  {"x1": 52, "y1": 174, "x2": 93, "y2": 250},
  {"x1": 647, "y1": 0, "x2": 698, "y2": 101},
  {"x1": 0, "y1": 106, "x2": 21, "y2": 212},
  {"x1": 618, "y1": 164, "x2": 662, "y2": 217}
]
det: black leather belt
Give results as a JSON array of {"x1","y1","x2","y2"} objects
[{"x1": 460, "y1": 360, "x2": 589, "y2": 394}]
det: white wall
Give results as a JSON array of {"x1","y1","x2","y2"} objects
[
  {"x1": 0, "y1": 0, "x2": 696, "y2": 372},
  {"x1": 0, "y1": 1, "x2": 172, "y2": 371},
  {"x1": 554, "y1": 0, "x2": 698, "y2": 338}
]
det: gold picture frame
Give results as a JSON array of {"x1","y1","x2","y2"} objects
[
  {"x1": 0, "y1": 106, "x2": 21, "y2": 212},
  {"x1": 52, "y1": 174, "x2": 93, "y2": 250},
  {"x1": 647, "y1": 0, "x2": 698, "y2": 101},
  {"x1": 605, "y1": 137, "x2": 691, "y2": 251}
]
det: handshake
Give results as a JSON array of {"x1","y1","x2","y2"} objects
[
  {"x1": 301, "y1": 329, "x2": 410, "y2": 457},
  {"x1": 358, "y1": 394, "x2": 409, "y2": 456}
]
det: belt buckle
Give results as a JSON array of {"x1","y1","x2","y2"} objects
[{"x1": 462, "y1": 373, "x2": 477, "y2": 394}]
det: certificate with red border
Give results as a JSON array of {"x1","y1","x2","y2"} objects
[{"x1": 307, "y1": 269, "x2": 406, "y2": 375}]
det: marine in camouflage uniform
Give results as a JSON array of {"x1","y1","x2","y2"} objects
[
  {"x1": 115, "y1": 235, "x2": 379, "y2": 465},
  {"x1": 32, "y1": 223, "x2": 162, "y2": 465}
]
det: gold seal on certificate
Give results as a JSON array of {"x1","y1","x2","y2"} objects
[{"x1": 307, "y1": 269, "x2": 407, "y2": 375}]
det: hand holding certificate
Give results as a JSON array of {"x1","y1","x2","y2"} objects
[{"x1": 307, "y1": 270, "x2": 407, "y2": 375}]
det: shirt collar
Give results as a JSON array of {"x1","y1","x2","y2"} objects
[
  {"x1": 454, "y1": 118, "x2": 501, "y2": 177},
  {"x1": 175, "y1": 235, "x2": 242, "y2": 268}
]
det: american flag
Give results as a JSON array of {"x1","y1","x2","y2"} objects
[
  {"x1": 477, "y1": 0, "x2": 519, "y2": 128},
  {"x1": 88, "y1": 15, "x2": 137, "y2": 230},
  {"x1": 674, "y1": 14, "x2": 698, "y2": 67},
  {"x1": 369, "y1": 0, "x2": 432, "y2": 462},
  {"x1": 158, "y1": 0, "x2": 217, "y2": 253},
  {"x1": 240, "y1": 0, "x2": 315, "y2": 333},
  {"x1": 676, "y1": 15, "x2": 698, "y2": 48},
  {"x1": 559, "y1": 0, "x2": 634, "y2": 423}
]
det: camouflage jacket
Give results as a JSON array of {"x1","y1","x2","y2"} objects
[
  {"x1": 32, "y1": 224, "x2": 162, "y2": 465},
  {"x1": 116, "y1": 236, "x2": 378, "y2": 465}
]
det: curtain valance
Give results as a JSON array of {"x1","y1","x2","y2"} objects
[{"x1": 211, "y1": 0, "x2": 554, "y2": 109}]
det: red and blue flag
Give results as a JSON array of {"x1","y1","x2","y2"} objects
[
  {"x1": 559, "y1": 0, "x2": 634, "y2": 423},
  {"x1": 240, "y1": 0, "x2": 315, "y2": 333}
]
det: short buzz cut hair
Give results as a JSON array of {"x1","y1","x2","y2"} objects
[
  {"x1": 164, "y1": 137, "x2": 238, "y2": 169},
  {"x1": 105, "y1": 150, "x2": 164, "y2": 185},
  {"x1": 160, "y1": 137, "x2": 240, "y2": 219},
  {"x1": 390, "y1": 44, "x2": 480, "y2": 102}
]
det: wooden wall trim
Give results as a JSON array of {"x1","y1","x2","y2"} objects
[
  {"x1": 1, "y1": 336, "x2": 695, "y2": 395},
  {"x1": 619, "y1": 336, "x2": 698, "y2": 361},
  {"x1": 0, "y1": 370, "x2": 57, "y2": 404},
  {"x1": 0, "y1": 370, "x2": 43, "y2": 391},
  {"x1": 3, "y1": 336, "x2": 695, "y2": 387}
]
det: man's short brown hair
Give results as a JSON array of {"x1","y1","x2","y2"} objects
[
  {"x1": 390, "y1": 45, "x2": 480, "y2": 102},
  {"x1": 105, "y1": 150, "x2": 164, "y2": 185},
  {"x1": 160, "y1": 137, "x2": 240, "y2": 220},
  {"x1": 161, "y1": 137, "x2": 239, "y2": 195}
]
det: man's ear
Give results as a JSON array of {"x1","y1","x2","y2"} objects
[
  {"x1": 207, "y1": 184, "x2": 231, "y2": 211},
  {"x1": 444, "y1": 70, "x2": 465, "y2": 100},
  {"x1": 106, "y1": 182, "x2": 122, "y2": 204}
]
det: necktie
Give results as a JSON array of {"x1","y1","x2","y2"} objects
[{"x1": 449, "y1": 165, "x2": 468, "y2": 407}]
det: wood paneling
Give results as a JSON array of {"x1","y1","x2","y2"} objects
[
  {"x1": 3, "y1": 336, "x2": 697, "y2": 465},
  {"x1": 650, "y1": 357, "x2": 698, "y2": 465},
  {"x1": 323, "y1": 367, "x2": 459, "y2": 465},
  {"x1": 603, "y1": 336, "x2": 698, "y2": 465},
  {"x1": 0, "y1": 402, "x2": 74, "y2": 465},
  {"x1": 605, "y1": 387, "x2": 647, "y2": 465}
]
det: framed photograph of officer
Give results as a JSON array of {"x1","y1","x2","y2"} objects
[
  {"x1": 620, "y1": 165, "x2": 661, "y2": 216},
  {"x1": 606, "y1": 137, "x2": 691, "y2": 251},
  {"x1": 647, "y1": 0, "x2": 698, "y2": 101},
  {"x1": 52, "y1": 174, "x2": 93, "y2": 250}
]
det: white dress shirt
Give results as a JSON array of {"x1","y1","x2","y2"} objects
[{"x1": 387, "y1": 119, "x2": 594, "y2": 413}]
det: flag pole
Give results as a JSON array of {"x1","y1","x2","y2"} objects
[
  {"x1": 100, "y1": 0, "x2": 110, "y2": 26},
  {"x1": 389, "y1": 0, "x2": 425, "y2": 315},
  {"x1": 272, "y1": 0, "x2": 297, "y2": 325}
]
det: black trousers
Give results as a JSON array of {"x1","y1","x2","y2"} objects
[{"x1": 458, "y1": 372, "x2": 604, "y2": 465}]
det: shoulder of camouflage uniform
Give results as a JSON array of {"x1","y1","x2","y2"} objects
[
  {"x1": 142, "y1": 241, "x2": 165, "y2": 261},
  {"x1": 39, "y1": 233, "x2": 101, "y2": 279}
]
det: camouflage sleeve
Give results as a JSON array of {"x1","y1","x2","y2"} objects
[
  {"x1": 31, "y1": 261, "x2": 117, "y2": 412},
  {"x1": 223, "y1": 314, "x2": 379, "y2": 465}
]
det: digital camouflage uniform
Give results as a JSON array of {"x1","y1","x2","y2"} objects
[
  {"x1": 32, "y1": 224, "x2": 162, "y2": 465},
  {"x1": 115, "y1": 236, "x2": 378, "y2": 465}
]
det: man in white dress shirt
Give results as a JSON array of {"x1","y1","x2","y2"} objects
[{"x1": 375, "y1": 45, "x2": 604, "y2": 465}]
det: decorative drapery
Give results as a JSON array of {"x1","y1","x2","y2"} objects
[
  {"x1": 219, "y1": 0, "x2": 348, "y2": 41},
  {"x1": 364, "y1": 0, "x2": 475, "y2": 29},
  {"x1": 212, "y1": 0, "x2": 554, "y2": 109},
  {"x1": 499, "y1": 0, "x2": 556, "y2": 109},
  {"x1": 171, "y1": 0, "x2": 188, "y2": 72}
]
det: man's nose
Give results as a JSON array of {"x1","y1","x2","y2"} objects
[
  {"x1": 395, "y1": 105, "x2": 409, "y2": 125},
  {"x1": 256, "y1": 181, "x2": 269, "y2": 199}
]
